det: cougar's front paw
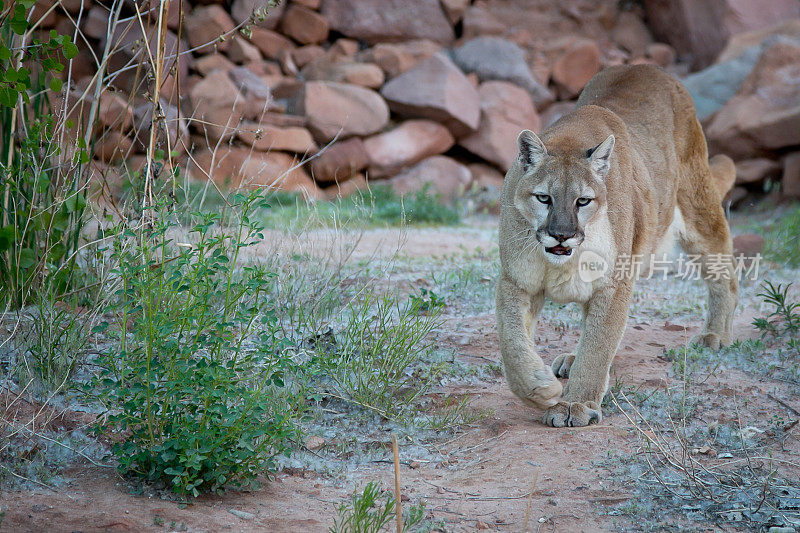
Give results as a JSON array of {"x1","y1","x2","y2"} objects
[
  {"x1": 551, "y1": 353, "x2": 576, "y2": 378},
  {"x1": 690, "y1": 332, "x2": 727, "y2": 350},
  {"x1": 524, "y1": 367, "x2": 563, "y2": 409},
  {"x1": 543, "y1": 400, "x2": 601, "y2": 427}
]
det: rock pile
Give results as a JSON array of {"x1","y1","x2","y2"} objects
[{"x1": 41, "y1": 0, "x2": 799, "y2": 203}]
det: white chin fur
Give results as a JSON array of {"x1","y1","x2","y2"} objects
[{"x1": 543, "y1": 250, "x2": 575, "y2": 266}]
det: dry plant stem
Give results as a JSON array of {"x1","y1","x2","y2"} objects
[
  {"x1": 523, "y1": 467, "x2": 540, "y2": 532},
  {"x1": 392, "y1": 434, "x2": 402, "y2": 533}
]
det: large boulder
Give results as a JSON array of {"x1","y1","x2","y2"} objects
[
  {"x1": 184, "y1": 5, "x2": 235, "y2": 54},
  {"x1": 388, "y1": 156, "x2": 472, "y2": 201},
  {"x1": 363, "y1": 120, "x2": 455, "y2": 177},
  {"x1": 321, "y1": 0, "x2": 454, "y2": 45},
  {"x1": 309, "y1": 137, "x2": 370, "y2": 183},
  {"x1": 188, "y1": 146, "x2": 323, "y2": 199},
  {"x1": 281, "y1": 4, "x2": 329, "y2": 45},
  {"x1": 460, "y1": 81, "x2": 540, "y2": 171},
  {"x1": 706, "y1": 37, "x2": 800, "y2": 159},
  {"x1": 189, "y1": 69, "x2": 246, "y2": 142},
  {"x1": 300, "y1": 81, "x2": 390, "y2": 142},
  {"x1": 682, "y1": 44, "x2": 765, "y2": 121},
  {"x1": 380, "y1": 53, "x2": 480, "y2": 137},
  {"x1": 450, "y1": 37, "x2": 554, "y2": 108},
  {"x1": 551, "y1": 39, "x2": 601, "y2": 99},
  {"x1": 237, "y1": 123, "x2": 318, "y2": 153},
  {"x1": 643, "y1": 0, "x2": 800, "y2": 70}
]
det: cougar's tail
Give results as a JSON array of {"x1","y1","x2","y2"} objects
[{"x1": 709, "y1": 154, "x2": 736, "y2": 199}]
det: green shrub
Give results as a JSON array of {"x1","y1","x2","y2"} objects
[
  {"x1": 0, "y1": 2, "x2": 87, "y2": 307},
  {"x1": 90, "y1": 192, "x2": 303, "y2": 496}
]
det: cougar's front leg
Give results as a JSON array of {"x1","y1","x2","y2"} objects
[
  {"x1": 496, "y1": 275, "x2": 562, "y2": 409},
  {"x1": 543, "y1": 280, "x2": 633, "y2": 427}
]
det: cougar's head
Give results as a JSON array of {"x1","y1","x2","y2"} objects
[{"x1": 513, "y1": 129, "x2": 615, "y2": 265}]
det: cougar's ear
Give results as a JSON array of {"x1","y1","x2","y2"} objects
[
  {"x1": 587, "y1": 134, "x2": 615, "y2": 179},
  {"x1": 517, "y1": 129, "x2": 547, "y2": 170}
]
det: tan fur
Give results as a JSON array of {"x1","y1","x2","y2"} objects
[{"x1": 497, "y1": 65, "x2": 738, "y2": 427}]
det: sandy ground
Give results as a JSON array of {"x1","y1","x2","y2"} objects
[{"x1": 2, "y1": 223, "x2": 798, "y2": 533}]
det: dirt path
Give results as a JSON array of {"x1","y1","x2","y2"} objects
[{"x1": 2, "y1": 225, "x2": 798, "y2": 532}]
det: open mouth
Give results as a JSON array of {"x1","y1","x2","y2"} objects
[{"x1": 545, "y1": 245, "x2": 573, "y2": 256}]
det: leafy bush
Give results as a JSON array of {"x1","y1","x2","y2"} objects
[
  {"x1": 0, "y1": 1, "x2": 86, "y2": 307},
  {"x1": 90, "y1": 192, "x2": 303, "y2": 496}
]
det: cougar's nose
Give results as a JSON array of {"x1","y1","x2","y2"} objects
[{"x1": 549, "y1": 231, "x2": 576, "y2": 243}]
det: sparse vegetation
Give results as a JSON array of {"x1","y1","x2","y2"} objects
[{"x1": 330, "y1": 481, "x2": 425, "y2": 533}]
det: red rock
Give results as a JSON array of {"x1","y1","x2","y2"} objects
[
  {"x1": 133, "y1": 104, "x2": 188, "y2": 155},
  {"x1": 389, "y1": 156, "x2": 472, "y2": 201},
  {"x1": 706, "y1": 39, "x2": 800, "y2": 158},
  {"x1": 94, "y1": 130, "x2": 133, "y2": 164},
  {"x1": 611, "y1": 11, "x2": 652, "y2": 56},
  {"x1": 103, "y1": 21, "x2": 189, "y2": 101},
  {"x1": 461, "y1": 6, "x2": 505, "y2": 39},
  {"x1": 248, "y1": 27, "x2": 295, "y2": 59},
  {"x1": 292, "y1": 45, "x2": 326, "y2": 68},
  {"x1": 329, "y1": 38, "x2": 360, "y2": 58},
  {"x1": 228, "y1": 66, "x2": 275, "y2": 119},
  {"x1": 469, "y1": 162, "x2": 504, "y2": 189},
  {"x1": 82, "y1": 6, "x2": 108, "y2": 40},
  {"x1": 301, "y1": 81, "x2": 389, "y2": 142},
  {"x1": 98, "y1": 92, "x2": 134, "y2": 131},
  {"x1": 189, "y1": 146, "x2": 322, "y2": 199},
  {"x1": 540, "y1": 101, "x2": 576, "y2": 129},
  {"x1": 231, "y1": 0, "x2": 285, "y2": 30},
  {"x1": 184, "y1": 5, "x2": 235, "y2": 54},
  {"x1": 783, "y1": 152, "x2": 800, "y2": 199},
  {"x1": 366, "y1": 40, "x2": 442, "y2": 78},
  {"x1": 281, "y1": 5, "x2": 329, "y2": 45},
  {"x1": 228, "y1": 36, "x2": 262, "y2": 64},
  {"x1": 717, "y1": 19, "x2": 800, "y2": 63},
  {"x1": 189, "y1": 69, "x2": 245, "y2": 142},
  {"x1": 460, "y1": 81, "x2": 540, "y2": 171},
  {"x1": 381, "y1": 53, "x2": 480, "y2": 137},
  {"x1": 262, "y1": 76, "x2": 304, "y2": 99},
  {"x1": 440, "y1": 0, "x2": 469, "y2": 24},
  {"x1": 646, "y1": 43, "x2": 676, "y2": 67},
  {"x1": 237, "y1": 123, "x2": 317, "y2": 153},
  {"x1": 733, "y1": 233, "x2": 765, "y2": 257},
  {"x1": 302, "y1": 57, "x2": 385, "y2": 88},
  {"x1": 245, "y1": 60, "x2": 283, "y2": 76},
  {"x1": 364, "y1": 120, "x2": 454, "y2": 177},
  {"x1": 552, "y1": 40, "x2": 601, "y2": 98},
  {"x1": 277, "y1": 48, "x2": 299, "y2": 76},
  {"x1": 309, "y1": 137, "x2": 370, "y2": 183},
  {"x1": 257, "y1": 111, "x2": 306, "y2": 128},
  {"x1": 294, "y1": 0, "x2": 321, "y2": 9},
  {"x1": 735, "y1": 158, "x2": 782, "y2": 184},
  {"x1": 644, "y1": 0, "x2": 800, "y2": 69},
  {"x1": 194, "y1": 53, "x2": 236, "y2": 75},
  {"x1": 324, "y1": 173, "x2": 369, "y2": 199},
  {"x1": 321, "y1": 0, "x2": 454, "y2": 45}
]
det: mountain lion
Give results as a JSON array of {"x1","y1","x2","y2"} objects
[{"x1": 497, "y1": 64, "x2": 738, "y2": 427}]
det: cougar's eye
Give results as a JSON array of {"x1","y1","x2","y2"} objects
[
  {"x1": 576, "y1": 197, "x2": 593, "y2": 207},
  {"x1": 534, "y1": 194, "x2": 551, "y2": 204}
]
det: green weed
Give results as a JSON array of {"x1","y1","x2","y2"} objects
[{"x1": 330, "y1": 481, "x2": 425, "y2": 533}]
